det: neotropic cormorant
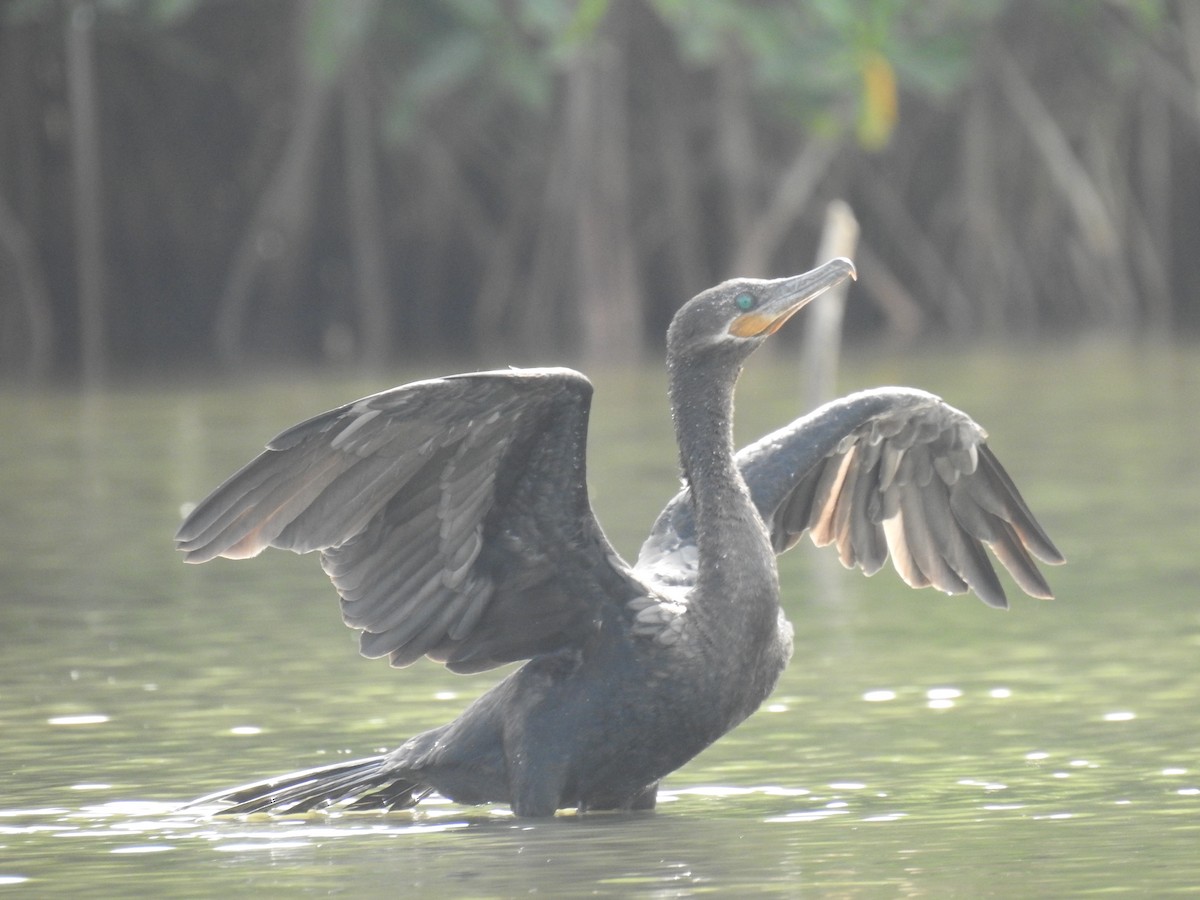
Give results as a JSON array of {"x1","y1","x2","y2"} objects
[{"x1": 176, "y1": 257, "x2": 1062, "y2": 817}]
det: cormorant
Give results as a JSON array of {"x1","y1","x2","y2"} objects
[{"x1": 176, "y1": 257, "x2": 1062, "y2": 817}]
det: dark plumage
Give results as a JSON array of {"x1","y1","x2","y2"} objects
[{"x1": 176, "y1": 258, "x2": 1062, "y2": 817}]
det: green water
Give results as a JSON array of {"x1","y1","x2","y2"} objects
[{"x1": 2, "y1": 344, "x2": 1198, "y2": 897}]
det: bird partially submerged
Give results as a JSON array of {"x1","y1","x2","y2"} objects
[{"x1": 176, "y1": 257, "x2": 1062, "y2": 817}]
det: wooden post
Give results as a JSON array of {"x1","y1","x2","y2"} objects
[
  {"x1": 802, "y1": 200, "x2": 859, "y2": 610},
  {"x1": 802, "y1": 199, "x2": 859, "y2": 409}
]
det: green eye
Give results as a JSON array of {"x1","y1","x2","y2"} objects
[{"x1": 735, "y1": 292, "x2": 755, "y2": 311}]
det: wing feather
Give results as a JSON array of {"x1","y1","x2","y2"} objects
[
  {"x1": 637, "y1": 387, "x2": 1063, "y2": 608},
  {"x1": 177, "y1": 368, "x2": 639, "y2": 671}
]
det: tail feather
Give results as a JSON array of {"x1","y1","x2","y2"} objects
[{"x1": 182, "y1": 755, "x2": 432, "y2": 815}]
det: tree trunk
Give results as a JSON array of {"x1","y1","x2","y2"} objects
[
  {"x1": 649, "y1": 50, "x2": 708, "y2": 299},
  {"x1": 995, "y1": 47, "x2": 1135, "y2": 329},
  {"x1": 731, "y1": 136, "x2": 841, "y2": 276},
  {"x1": 65, "y1": 0, "x2": 106, "y2": 386},
  {"x1": 716, "y1": 48, "x2": 757, "y2": 259},
  {"x1": 341, "y1": 47, "x2": 391, "y2": 368},
  {"x1": 0, "y1": 191, "x2": 55, "y2": 379},
  {"x1": 214, "y1": 0, "x2": 335, "y2": 365},
  {"x1": 564, "y1": 9, "x2": 643, "y2": 362}
]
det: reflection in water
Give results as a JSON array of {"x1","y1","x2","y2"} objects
[
  {"x1": 48, "y1": 715, "x2": 110, "y2": 726},
  {"x1": 2, "y1": 347, "x2": 1200, "y2": 895}
]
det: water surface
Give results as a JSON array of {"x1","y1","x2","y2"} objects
[{"x1": 2, "y1": 344, "x2": 1198, "y2": 896}]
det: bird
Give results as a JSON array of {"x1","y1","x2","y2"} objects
[{"x1": 175, "y1": 257, "x2": 1063, "y2": 818}]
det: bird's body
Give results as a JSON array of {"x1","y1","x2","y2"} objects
[{"x1": 177, "y1": 259, "x2": 1062, "y2": 817}]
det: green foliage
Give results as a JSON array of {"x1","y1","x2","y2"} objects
[
  {"x1": 2, "y1": 0, "x2": 1196, "y2": 376},
  {"x1": 300, "y1": 0, "x2": 1011, "y2": 148},
  {"x1": 650, "y1": 0, "x2": 1006, "y2": 143},
  {"x1": 559, "y1": 0, "x2": 611, "y2": 49},
  {"x1": 304, "y1": 0, "x2": 377, "y2": 85},
  {"x1": 369, "y1": 0, "x2": 581, "y2": 145}
]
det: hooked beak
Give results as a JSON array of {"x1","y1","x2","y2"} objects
[{"x1": 728, "y1": 257, "x2": 857, "y2": 338}]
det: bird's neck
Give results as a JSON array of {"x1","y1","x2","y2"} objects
[
  {"x1": 668, "y1": 356, "x2": 777, "y2": 603},
  {"x1": 670, "y1": 362, "x2": 740, "y2": 506}
]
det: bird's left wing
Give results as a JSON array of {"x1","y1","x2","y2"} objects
[
  {"x1": 639, "y1": 388, "x2": 1063, "y2": 608},
  {"x1": 176, "y1": 368, "x2": 640, "y2": 673}
]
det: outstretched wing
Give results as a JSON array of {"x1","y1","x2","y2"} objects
[
  {"x1": 638, "y1": 388, "x2": 1063, "y2": 608},
  {"x1": 176, "y1": 367, "x2": 639, "y2": 672}
]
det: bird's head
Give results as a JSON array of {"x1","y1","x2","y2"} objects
[{"x1": 667, "y1": 257, "x2": 857, "y2": 369}]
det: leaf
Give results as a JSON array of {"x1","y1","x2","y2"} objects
[{"x1": 857, "y1": 50, "x2": 898, "y2": 150}]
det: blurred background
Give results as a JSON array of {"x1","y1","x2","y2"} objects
[
  {"x1": 3, "y1": 0, "x2": 1198, "y2": 383},
  {"x1": 4, "y1": 4, "x2": 1200, "y2": 893}
]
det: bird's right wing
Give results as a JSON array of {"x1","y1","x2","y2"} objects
[
  {"x1": 639, "y1": 388, "x2": 1063, "y2": 608},
  {"x1": 176, "y1": 368, "x2": 641, "y2": 673}
]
